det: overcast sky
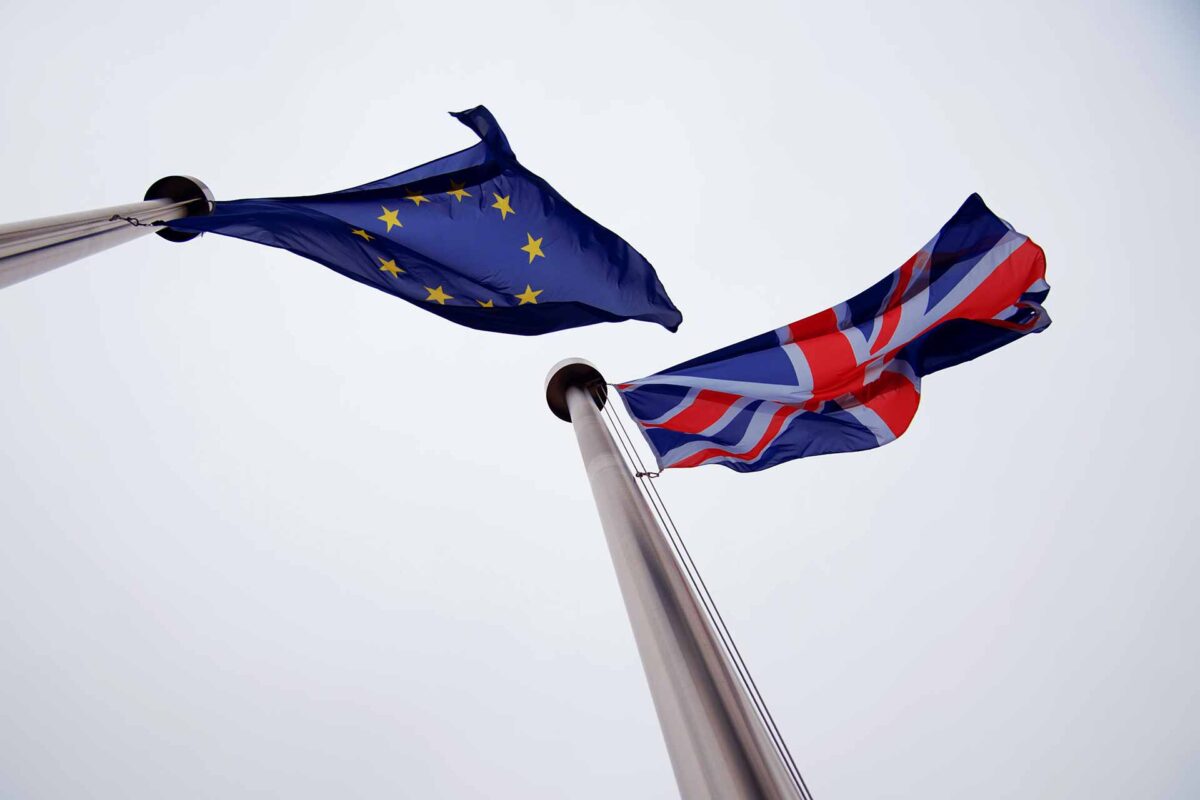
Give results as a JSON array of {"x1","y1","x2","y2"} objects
[{"x1": 1, "y1": 1, "x2": 1196, "y2": 797}]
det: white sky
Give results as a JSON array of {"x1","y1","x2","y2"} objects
[{"x1": 1, "y1": 1, "x2": 1196, "y2": 797}]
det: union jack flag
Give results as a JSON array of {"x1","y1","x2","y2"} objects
[{"x1": 616, "y1": 194, "x2": 1050, "y2": 472}]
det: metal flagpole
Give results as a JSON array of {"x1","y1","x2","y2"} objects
[
  {"x1": 545, "y1": 359, "x2": 806, "y2": 800},
  {"x1": 0, "y1": 176, "x2": 213, "y2": 290}
]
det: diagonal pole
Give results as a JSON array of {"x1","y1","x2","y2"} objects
[
  {"x1": 0, "y1": 176, "x2": 213, "y2": 290},
  {"x1": 546, "y1": 359, "x2": 805, "y2": 800}
]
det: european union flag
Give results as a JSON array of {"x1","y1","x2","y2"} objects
[{"x1": 168, "y1": 106, "x2": 682, "y2": 335}]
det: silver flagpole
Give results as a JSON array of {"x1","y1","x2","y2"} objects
[
  {"x1": 0, "y1": 176, "x2": 213, "y2": 290},
  {"x1": 545, "y1": 359, "x2": 805, "y2": 800}
]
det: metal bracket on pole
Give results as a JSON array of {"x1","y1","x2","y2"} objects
[
  {"x1": 546, "y1": 358, "x2": 805, "y2": 800},
  {"x1": 0, "y1": 175, "x2": 214, "y2": 290}
]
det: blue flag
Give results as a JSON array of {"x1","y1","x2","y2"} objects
[{"x1": 168, "y1": 106, "x2": 682, "y2": 335}]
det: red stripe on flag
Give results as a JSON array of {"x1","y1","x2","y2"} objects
[
  {"x1": 647, "y1": 389, "x2": 742, "y2": 434},
  {"x1": 786, "y1": 307, "x2": 841, "y2": 341},
  {"x1": 903, "y1": 239, "x2": 1047, "y2": 349},
  {"x1": 853, "y1": 370, "x2": 921, "y2": 438},
  {"x1": 870, "y1": 254, "x2": 918, "y2": 356},
  {"x1": 670, "y1": 405, "x2": 797, "y2": 469},
  {"x1": 948, "y1": 239, "x2": 1046, "y2": 323},
  {"x1": 793, "y1": 325, "x2": 865, "y2": 402},
  {"x1": 785, "y1": 307, "x2": 869, "y2": 400}
]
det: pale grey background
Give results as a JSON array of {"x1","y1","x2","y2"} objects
[{"x1": 0, "y1": 1, "x2": 1196, "y2": 797}]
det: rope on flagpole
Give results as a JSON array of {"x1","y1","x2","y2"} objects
[
  {"x1": 589, "y1": 381, "x2": 815, "y2": 800},
  {"x1": 109, "y1": 197, "x2": 207, "y2": 228}
]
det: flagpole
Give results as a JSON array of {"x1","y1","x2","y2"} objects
[
  {"x1": 0, "y1": 176, "x2": 213, "y2": 290},
  {"x1": 546, "y1": 359, "x2": 805, "y2": 800}
]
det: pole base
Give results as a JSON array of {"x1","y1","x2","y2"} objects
[
  {"x1": 545, "y1": 358, "x2": 607, "y2": 422},
  {"x1": 144, "y1": 176, "x2": 214, "y2": 242}
]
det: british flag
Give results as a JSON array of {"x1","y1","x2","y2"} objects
[{"x1": 616, "y1": 194, "x2": 1051, "y2": 472}]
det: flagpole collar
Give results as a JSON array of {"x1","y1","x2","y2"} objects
[
  {"x1": 545, "y1": 358, "x2": 607, "y2": 422},
  {"x1": 144, "y1": 175, "x2": 214, "y2": 242}
]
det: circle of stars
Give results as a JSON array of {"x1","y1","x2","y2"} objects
[{"x1": 349, "y1": 176, "x2": 547, "y2": 312}]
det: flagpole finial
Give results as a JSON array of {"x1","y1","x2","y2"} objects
[
  {"x1": 144, "y1": 175, "x2": 214, "y2": 242},
  {"x1": 545, "y1": 358, "x2": 606, "y2": 422}
]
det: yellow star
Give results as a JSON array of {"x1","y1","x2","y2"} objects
[
  {"x1": 476, "y1": 299, "x2": 495, "y2": 308},
  {"x1": 425, "y1": 285, "x2": 453, "y2": 305},
  {"x1": 378, "y1": 257, "x2": 404, "y2": 277},
  {"x1": 514, "y1": 284, "x2": 543, "y2": 305},
  {"x1": 520, "y1": 233, "x2": 545, "y2": 263},
  {"x1": 447, "y1": 180, "x2": 472, "y2": 202},
  {"x1": 377, "y1": 206, "x2": 402, "y2": 233},
  {"x1": 491, "y1": 193, "x2": 515, "y2": 220},
  {"x1": 403, "y1": 188, "x2": 430, "y2": 206},
  {"x1": 351, "y1": 228, "x2": 374, "y2": 241}
]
